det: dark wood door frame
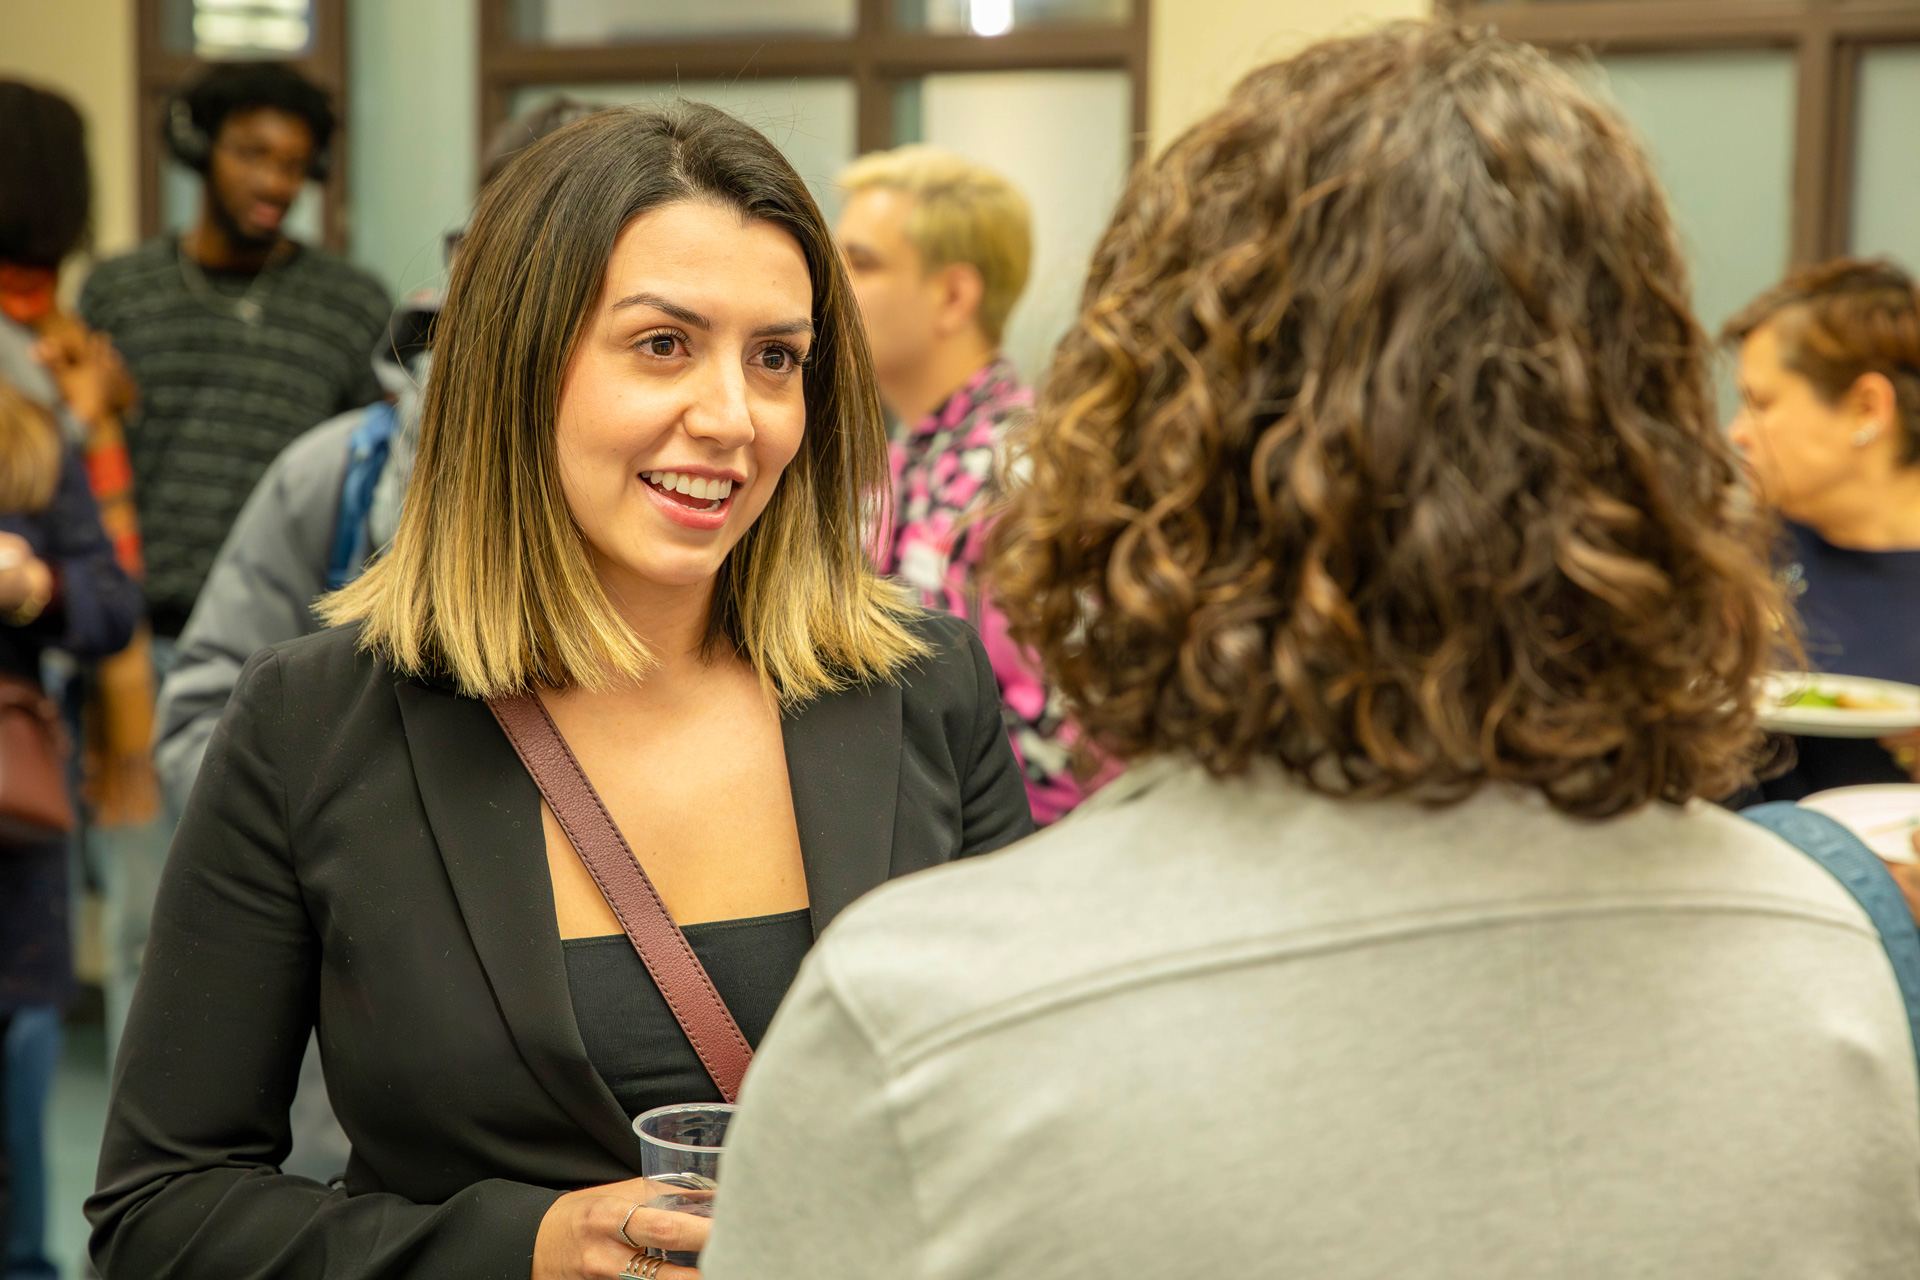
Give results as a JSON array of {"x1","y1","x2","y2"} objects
[
  {"x1": 477, "y1": 0, "x2": 1151, "y2": 167},
  {"x1": 1437, "y1": 0, "x2": 1920, "y2": 265}
]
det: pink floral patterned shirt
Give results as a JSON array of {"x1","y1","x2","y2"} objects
[{"x1": 878, "y1": 357, "x2": 1091, "y2": 826}]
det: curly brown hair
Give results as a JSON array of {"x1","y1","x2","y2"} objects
[
  {"x1": 986, "y1": 22, "x2": 1783, "y2": 818},
  {"x1": 1723, "y1": 257, "x2": 1920, "y2": 466}
]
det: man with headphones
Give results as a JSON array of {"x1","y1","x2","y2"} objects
[{"x1": 80, "y1": 61, "x2": 389, "y2": 647}]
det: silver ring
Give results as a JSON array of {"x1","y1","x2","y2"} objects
[
  {"x1": 619, "y1": 1250, "x2": 664, "y2": 1279},
  {"x1": 618, "y1": 1203, "x2": 644, "y2": 1249}
]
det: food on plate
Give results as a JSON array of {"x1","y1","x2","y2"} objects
[{"x1": 1780, "y1": 685, "x2": 1907, "y2": 712}]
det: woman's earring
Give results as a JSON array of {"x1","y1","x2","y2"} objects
[{"x1": 1853, "y1": 423, "x2": 1883, "y2": 447}]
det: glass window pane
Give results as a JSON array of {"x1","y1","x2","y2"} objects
[
  {"x1": 1587, "y1": 51, "x2": 1795, "y2": 368},
  {"x1": 162, "y1": 0, "x2": 316, "y2": 58},
  {"x1": 508, "y1": 79, "x2": 856, "y2": 220},
  {"x1": 160, "y1": 155, "x2": 324, "y2": 243},
  {"x1": 896, "y1": 0, "x2": 1129, "y2": 34},
  {"x1": 1851, "y1": 45, "x2": 1920, "y2": 275},
  {"x1": 512, "y1": 0, "x2": 854, "y2": 43},
  {"x1": 900, "y1": 69, "x2": 1132, "y2": 384}
]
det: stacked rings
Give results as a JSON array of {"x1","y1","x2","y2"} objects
[{"x1": 619, "y1": 1250, "x2": 665, "y2": 1279}]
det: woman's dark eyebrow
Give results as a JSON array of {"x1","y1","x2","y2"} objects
[
  {"x1": 610, "y1": 291, "x2": 710, "y2": 328},
  {"x1": 610, "y1": 292, "x2": 811, "y2": 341}
]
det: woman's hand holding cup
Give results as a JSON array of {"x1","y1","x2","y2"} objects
[{"x1": 532, "y1": 1175, "x2": 709, "y2": 1280}]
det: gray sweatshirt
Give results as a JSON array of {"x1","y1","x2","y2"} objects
[
  {"x1": 704, "y1": 758, "x2": 1920, "y2": 1279},
  {"x1": 153, "y1": 347, "x2": 422, "y2": 807}
]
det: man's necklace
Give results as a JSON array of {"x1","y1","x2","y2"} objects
[{"x1": 176, "y1": 238, "x2": 289, "y2": 327}]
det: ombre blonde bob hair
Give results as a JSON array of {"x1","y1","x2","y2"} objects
[{"x1": 325, "y1": 103, "x2": 926, "y2": 701}]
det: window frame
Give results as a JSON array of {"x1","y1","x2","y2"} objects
[
  {"x1": 1436, "y1": 0, "x2": 1920, "y2": 265},
  {"x1": 476, "y1": 0, "x2": 1150, "y2": 167},
  {"x1": 134, "y1": 0, "x2": 352, "y2": 253}
]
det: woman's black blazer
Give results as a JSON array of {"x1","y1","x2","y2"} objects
[{"x1": 88, "y1": 612, "x2": 1034, "y2": 1280}]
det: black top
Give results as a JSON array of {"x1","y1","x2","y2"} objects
[
  {"x1": 565, "y1": 910, "x2": 813, "y2": 1118},
  {"x1": 88, "y1": 613, "x2": 1034, "y2": 1280},
  {"x1": 1788, "y1": 520, "x2": 1920, "y2": 681},
  {"x1": 1763, "y1": 521, "x2": 1920, "y2": 799},
  {"x1": 79, "y1": 238, "x2": 390, "y2": 634}
]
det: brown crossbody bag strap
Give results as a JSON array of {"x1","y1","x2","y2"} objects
[{"x1": 487, "y1": 692, "x2": 754, "y2": 1103}]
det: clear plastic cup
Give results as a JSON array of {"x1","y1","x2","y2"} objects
[{"x1": 633, "y1": 1103, "x2": 734, "y2": 1267}]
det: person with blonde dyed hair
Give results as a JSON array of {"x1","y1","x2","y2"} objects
[
  {"x1": 89, "y1": 103, "x2": 1032, "y2": 1280},
  {"x1": 839, "y1": 145, "x2": 1088, "y2": 823}
]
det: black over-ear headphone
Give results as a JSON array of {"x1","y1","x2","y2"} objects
[{"x1": 165, "y1": 94, "x2": 332, "y2": 181}]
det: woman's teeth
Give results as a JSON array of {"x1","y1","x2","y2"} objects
[{"x1": 642, "y1": 471, "x2": 733, "y2": 504}]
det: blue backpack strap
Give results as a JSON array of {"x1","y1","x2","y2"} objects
[
  {"x1": 327, "y1": 400, "x2": 398, "y2": 590},
  {"x1": 1743, "y1": 801, "x2": 1920, "y2": 1075}
]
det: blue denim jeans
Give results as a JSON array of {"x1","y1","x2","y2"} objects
[{"x1": 4, "y1": 1007, "x2": 61, "y2": 1280}]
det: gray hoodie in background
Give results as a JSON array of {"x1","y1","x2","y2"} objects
[{"x1": 153, "y1": 325, "x2": 426, "y2": 809}]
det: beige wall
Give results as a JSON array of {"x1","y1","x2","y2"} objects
[
  {"x1": 1150, "y1": 0, "x2": 1432, "y2": 149},
  {"x1": 0, "y1": 0, "x2": 139, "y2": 267}
]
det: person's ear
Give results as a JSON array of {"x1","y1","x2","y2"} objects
[
  {"x1": 1848, "y1": 371, "x2": 1900, "y2": 447},
  {"x1": 932, "y1": 262, "x2": 986, "y2": 340}
]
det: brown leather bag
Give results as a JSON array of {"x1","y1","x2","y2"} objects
[
  {"x1": 488, "y1": 692, "x2": 755, "y2": 1102},
  {"x1": 0, "y1": 670, "x2": 73, "y2": 846}
]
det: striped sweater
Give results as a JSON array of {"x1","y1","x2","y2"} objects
[{"x1": 80, "y1": 237, "x2": 389, "y2": 634}]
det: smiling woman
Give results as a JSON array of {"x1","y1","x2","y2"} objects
[
  {"x1": 86, "y1": 104, "x2": 1035, "y2": 1280},
  {"x1": 328, "y1": 106, "x2": 918, "y2": 703}
]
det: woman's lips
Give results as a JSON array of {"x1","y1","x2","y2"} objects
[{"x1": 640, "y1": 470, "x2": 736, "y2": 531}]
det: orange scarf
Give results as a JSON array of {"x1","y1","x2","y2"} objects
[{"x1": 0, "y1": 263, "x2": 57, "y2": 326}]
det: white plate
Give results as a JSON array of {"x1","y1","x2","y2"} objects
[
  {"x1": 1758, "y1": 672, "x2": 1920, "y2": 738},
  {"x1": 1799, "y1": 784, "x2": 1920, "y2": 864}
]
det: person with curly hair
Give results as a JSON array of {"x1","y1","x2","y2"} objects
[{"x1": 699, "y1": 23, "x2": 1920, "y2": 1279}]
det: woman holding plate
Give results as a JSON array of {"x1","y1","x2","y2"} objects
[{"x1": 1727, "y1": 259, "x2": 1920, "y2": 800}]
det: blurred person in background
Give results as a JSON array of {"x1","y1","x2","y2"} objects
[
  {"x1": 702, "y1": 26, "x2": 1920, "y2": 1279},
  {"x1": 148, "y1": 95, "x2": 599, "y2": 1187},
  {"x1": 80, "y1": 61, "x2": 389, "y2": 647},
  {"x1": 1727, "y1": 261, "x2": 1920, "y2": 799},
  {"x1": 838, "y1": 147, "x2": 1090, "y2": 824},
  {"x1": 0, "y1": 79, "x2": 145, "y2": 1280}
]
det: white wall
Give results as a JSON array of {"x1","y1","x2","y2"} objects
[
  {"x1": 1590, "y1": 51, "x2": 1797, "y2": 339},
  {"x1": 348, "y1": 0, "x2": 478, "y2": 299},
  {"x1": 511, "y1": 77, "x2": 857, "y2": 221},
  {"x1": 1852, "y1": 45, "x2": 1920, "y2": 275},
  {"x1": 920, "y1": 69, "x2": 1132, "y2": 383}
]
